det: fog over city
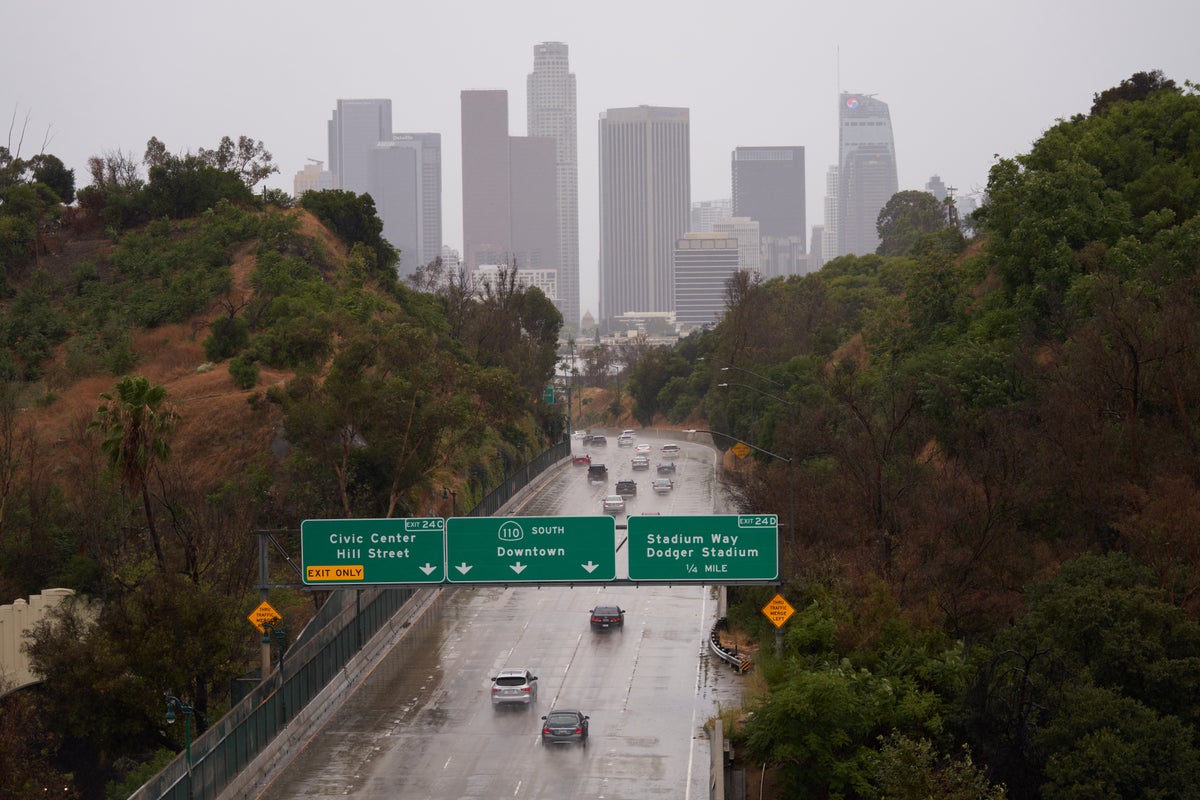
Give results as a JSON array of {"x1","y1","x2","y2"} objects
[{"x1": 6, "y1": 0, "x2": 1197, "y2": 318}]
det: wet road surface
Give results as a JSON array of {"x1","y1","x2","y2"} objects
[{"x1": 250, "y1": 434, "x2": 746, "y2": 799}]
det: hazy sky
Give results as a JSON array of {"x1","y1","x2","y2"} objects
[{"x1": 6, "y1": 0, "x2": 1197, "y2": 317}]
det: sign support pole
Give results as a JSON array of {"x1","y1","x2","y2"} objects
[{"x1": 259, "y1": 533, "x2": 271, "y2": 680}]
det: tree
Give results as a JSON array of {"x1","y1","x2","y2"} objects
[
  {"x1": 875, "y1": 190, "x2": 950, "y2": 257},
  {"x1": 89, "y1": 376, "x2": 179, "y2": 571},
  {"x1": 29, "y1": 153, "x2": 75, "y2": 204},
  {"x1": 1091, "y1": 69, "x2": 1178, "y2": 116},
  {"x1": 299, "y1": 189, "x2": 399, "y2": 279},
  {"x1": 197, "y1": 135, "x2": 278, "y2": 188}
]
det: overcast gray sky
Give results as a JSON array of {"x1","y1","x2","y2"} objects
[{"x1": 6, "y1": 0, "x2": 1197, "y2": 317}]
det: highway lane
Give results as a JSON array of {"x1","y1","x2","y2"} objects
[{"x1": 251, "y1": 433, "x2": 745, "y2": 799}]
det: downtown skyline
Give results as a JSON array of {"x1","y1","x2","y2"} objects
[{"x1": 7, "y1": 0, "x2": 1195, "y2": 322}]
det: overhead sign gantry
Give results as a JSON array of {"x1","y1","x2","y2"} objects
[{"x1": 300, "y1": 514, "x2": 778, "y2": 586}]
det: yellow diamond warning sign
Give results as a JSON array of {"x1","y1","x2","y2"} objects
[
  {"x1": 761, "y1": 593, "x2": 795, "y2": 628},
  {"x1": 731, "y1": 441, "x2": 752, "y2": 459},
  {"x1": 248, "y1": 600, "x2": 282, "y2": 634}
]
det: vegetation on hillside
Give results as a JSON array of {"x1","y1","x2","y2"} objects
[
  {"x1": 0, "y1": 135, "x2": 562, "y2": 797},
  {"x1": 622, "y1": 70, "x2": 1200, "y2": 799}
]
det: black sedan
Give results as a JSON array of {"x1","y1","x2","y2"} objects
[
  {"x1": 589, "y1": 605, "x2": 624, "y2": 630},
  {"x1": 541, "y1": 710, "x2": 589, "y2": 745}
]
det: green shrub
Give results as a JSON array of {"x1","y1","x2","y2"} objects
[{"x1": 229, "y1": 354, "x2": 259, "y2": 388}]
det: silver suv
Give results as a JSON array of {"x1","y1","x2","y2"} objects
[{"x1": 491, "y1": 667, "x2": 538, "y2": 707}]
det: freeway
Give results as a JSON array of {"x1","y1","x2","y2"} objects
[{"x1": 247, "y1": 433, "x2": 745, "y2": 799}]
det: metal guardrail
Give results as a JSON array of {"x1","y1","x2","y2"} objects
[
  {"x1": 708, "y1": 617, "x2": 752, "y2": 673},
  {"x1": 131, "y1": 439, "x2": 573, "y2": 800}
]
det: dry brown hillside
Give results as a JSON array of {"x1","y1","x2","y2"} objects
[{"x1": 21, "y1": 210, "x2": 345, "y2": 492}]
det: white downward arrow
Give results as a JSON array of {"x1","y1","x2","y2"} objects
[
  {"x1": 510, "y1": 562, "x2": 527, "y2": 574},
  {"x1": 582, "y1": 561, "x2": 599, "y2": 573},
  {"x1": 456, "y1": 562, "x2": 472, "y2": 575},
  {"x1": 419, "y1": 563, "x2": 437, "y2": 576}
]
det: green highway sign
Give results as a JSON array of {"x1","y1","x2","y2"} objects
[
  {"x1": 627, "y1": 514, "x2": 779, "y2": 582},
  {"x1": 543, "y1": 385, "x2": 555, "y2": 403},
  {"x1": 446, "y1": 516, "x2": 616, "y2": 583},
  {"x1": 301, "y1": 517, "x2": 445, "y2": 585}
]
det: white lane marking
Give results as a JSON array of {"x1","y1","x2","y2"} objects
[{"x1": 684, "y1": 588, "x2": 710, "y2": 800}]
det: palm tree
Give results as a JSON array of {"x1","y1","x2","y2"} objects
[{"x1": 90, "y1": 375, "x2": 179, "y2": 571}]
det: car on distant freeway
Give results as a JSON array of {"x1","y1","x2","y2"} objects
[
  {"x1": 634, "y1": 443, "x2": 652, "y2": 454},
  {"x1": 631, "y1": 455, "x2": 650, "y2": 470},
  {"x1": 591, "y1": 435, "x2": 607, "y2": 446},
  {"x1": 602, "y1": 495, "x2": 625, "y2": 514},
  {"x1": 657, "y1": 462, "x2": 676, "y2": 474},
  {"x1": 541, "y1": 710, "x2": 589, "y2": 745},
  {"x1": 651, "y1": 477, "x2": 674, "y2": 494},
  {"x1": 615, "y1": 479, "x2": 637, "y2": 497},
  {"x1": 589, "y1": 605, "x2": 625, "y2": 630},
  {"x1": 491, "y1": 667, "x2": 538, "y2": 707},
  {"x1": 617, "y1": 433, "x2": 634, "y2": 447},
  {"x1": 572, "y1": 453, "x2": 591, "y2": 465},
  {"x1": 660, "y1": 443, "x2": 681, "y2": 458}
]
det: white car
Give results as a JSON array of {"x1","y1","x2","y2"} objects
[
  {"x1": 634, "y1": 443, "x2": 652, "y2": 454},
  {"x1": 660, "y1": 444, "x2": 681, "y2": 459},
  {"x1": 617, "y1": 434, "x2": 634, "y2": 447},
  {"x1": 491, "y1": 667, "x2": 538, "y2": 707},
  {"x1": 602, "y1": 494, "x2": 626, "y2": 514}
]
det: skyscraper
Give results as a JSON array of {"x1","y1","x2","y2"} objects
[
  {"x1": 328, "y1": 99, "x2": 392, "y2": 195},
  {"x1": 837, "y1": 93, "x2": 898, "y2": 257},
  {"x1": 527, "y1": 42, "x2": 579, "y2": 328},
  {"x1": 691, "y1": 198, "x2": 732, "y2": 233},
  {"x1": 674, "y1": 233, "x2": 741, "y2": 330},
  {"x1": 368, "y1": 133, "x2": 441, "y2": 278},
  {"x1": 731, "y1": 146, "x2": 806, "y2": 276},
  {"x1": 461, "y1": 90, "x2": 559, "y2": 281},
  {"x1": 461, "y1": 90, "x2": 512, "y2": 270},
  {"x1": 598, "y1": 106, "x2": 690, "y2": 325}
]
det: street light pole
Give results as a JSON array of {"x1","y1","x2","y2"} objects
[
  {"x1": 692, "y1": 428, "x2": 794, "y2": 581},
  {"x1": 711, "y1": 381, "x2": 800, "y2": 573},
  {"x1": 164, "y1": 694, "x2": 193, "y2": 785}
]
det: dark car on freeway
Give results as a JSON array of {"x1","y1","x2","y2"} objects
[
  {"x1": 587, "y1": 463, "x2": 608, "y2": 483},
  {"x1": 541, "y1": 710, "x2": 589, "y2": 745},
  {"x1": 615, "y1": 479, "x2": 637, "y2": 497},
  {"x1": 591, "y1": 435, "x2": 608, "y2": 446},
  {"x1": 589, "y1": 605, "x2": 625, "y2": 630},
  {"x1": 656, "y1": 461, "x2": 676, "y2": 474}
]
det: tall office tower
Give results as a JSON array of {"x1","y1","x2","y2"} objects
[
  {"x1": 328, "y1": 99, "x2": 392, "y2": 194},
  {"x1": 367, "y1": 133, "x2": 442, "y2": 278},
  {"x1": 674, "y1": 233, "x2": 741, "y2": 329},
  {"x1": 691, "y1": 199, "x2": 732, "y2": 233},
  {"x1": 598, "y1": 106, "x2": 691, "y2": 325},
  {"x1": 527, "y1": 42, "x2": 580, "y2": 328},
  {"x1": 732, "y1": 146, "x2": 806, "y2": 276},
  {"x1": 712, "y1": 217, "x2": 762, "y2": 275},
  {"x1": 837, "y1": 92, "x2": 898, "y2": 257},
  {"x1": 461, "y1": 90, "x2": 559, "y2": 278},
  {"x1": 461, "y1": 90, "x2": 513, "y2": 269},
  {"x1": 822, "y1": 165, "x2": 839, "y2": 262},
  {"x1": 509, "y1": 135, "x2": 558, "y2": 271}
]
